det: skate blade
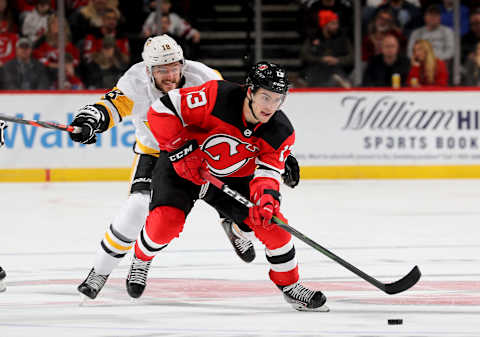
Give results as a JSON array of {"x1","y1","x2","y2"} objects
[
  {"x1": 292, "y1": 304, "x2": 330, "y2": 312},
  {"x1": 78, "y1": 293, "x2": 94, "y2": 306}
]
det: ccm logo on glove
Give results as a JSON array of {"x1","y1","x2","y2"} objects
[
  {"x1": 167, "y1": 139, "x2": 208, "y2": 185},
  {"x1": 169, "y1": 141, "x2": 197, "y2": 162}
]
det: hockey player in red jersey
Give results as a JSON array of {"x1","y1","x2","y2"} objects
[
  {"x1": 125, "y1": 62, "x2": 328, "y2": 312},
  {"x1": 69, "y1": 35, "x2": 299, "y2": 301}
]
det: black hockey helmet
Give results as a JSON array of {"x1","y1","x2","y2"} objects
[{"x1": 246, "y1": 61, "x2": 289, "y2": 95}]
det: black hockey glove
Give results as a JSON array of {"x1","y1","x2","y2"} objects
[
  {"x1": 69, "y1": 105, "x2": 106, "y2": 144},
  {"x1": 282, "y1": 154, "x2": 299, "y2": 188},
  {"x1": 0, "y1": 120, "x2": 7, "y2": 147}
]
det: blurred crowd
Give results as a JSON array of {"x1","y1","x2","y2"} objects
[
  {"x1": 0, "y1": 0, "x2": 479, "y2": 90},
  {"x1": 0, "y1": 0, "x2": 200, "y2": 90},
  {"x1": 298, "y1": 0, "x2": 479, "y2": 87}
]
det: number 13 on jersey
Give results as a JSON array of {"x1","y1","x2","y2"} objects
[{"x1": 186, "y1": 89, "x2": 207, "y2": 109}]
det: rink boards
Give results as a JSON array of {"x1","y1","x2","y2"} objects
[{"x1": 1, "y1": 88, "x2": 480, "y2": 182}]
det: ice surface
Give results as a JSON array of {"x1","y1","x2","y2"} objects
[{"x1": 0, "y1": 180, "x2": 479, "y2": 336}]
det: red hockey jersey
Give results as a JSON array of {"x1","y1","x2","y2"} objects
[{"x1": 147, "y1": 80, "x2": 295, "y2": 183}]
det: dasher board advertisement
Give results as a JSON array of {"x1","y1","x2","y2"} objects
[{"x1": 286, "y1": 90, "x2": 480, "y2": 166}]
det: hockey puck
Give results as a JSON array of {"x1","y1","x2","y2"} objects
[{"x1": 388, "y1": 319, "x2": 403, "y2": 325}]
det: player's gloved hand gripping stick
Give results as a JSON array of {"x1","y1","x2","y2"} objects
[
  {"x1": 69, "y1": 105, "x2": 107, "y2": 144},
  {"x1": 200, "y1": 170, "x2": 421, "y2": 295},
  {"x1": 249, "y1": 177, "x2": 283, "y2": 230},
  {"x1": 167, "y1": 138, "x2": 208, "y2": 186}
]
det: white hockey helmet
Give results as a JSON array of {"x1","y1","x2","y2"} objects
[{"x1": 142, "y1": 34, "x2": 184, "y2": 68}]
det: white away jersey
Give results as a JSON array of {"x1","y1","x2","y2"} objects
[{"x1": 94, "y1": 60, "x2": 222, "y2": 155}]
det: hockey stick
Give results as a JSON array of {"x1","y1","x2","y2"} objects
[
  {"x1": 0, "y1": 113, "x2": 81, "y2": 133},
  {"x1": 200, "y1": 170, "x2": 421, "y2": 295}
]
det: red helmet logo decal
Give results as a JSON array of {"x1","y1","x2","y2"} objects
[{"x1": 201, "y1": 134, "x2": 259, "y2": 176}]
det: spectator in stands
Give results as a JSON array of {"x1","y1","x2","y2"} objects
[
  {"x1": 56, "y1": 53, "x2": 85, "y2": 90},
  {"x1": 439, "y1": 0, "x2": 469, "y2": 36},
  {"x1": 363, "y1": 33, "x2": 410, "y2": 87},
  {"x1": 143, "y1": 0, "x2": 200, "y2": 43},
  {"x1": 21, "y1": 0, "x2": 52, "y2": 45},
  {"x1": 363, "y1": 0, "x2": 422, "y2": 25},
  {"x1": 142, "y1": 0, "x2": 200, "y2": 59},
  {"x1": 83, "y1": 35, "x2": 125, "y2": 89},
  {"x1": 300, "y1": 9, "x2": 353, "y2": 87},
  {"x1": 68, "y1": 0, "x2": 120, "y2": 43},
  {"x1": 362, "y1": 0, "x2": 382, "y2": 27},
  {"x1": 461, "y1": 8, "x2": 480, "y2": 64},
  {"x1": 375, "y1": 0, "x2": 422, "y2": 37},
  {"x1": 362, "y1": 0, "x2": 417, "y2": 31},
  {"x1": 156, "y1": 12, "x2": 171, "y2": 35},
  {"x1": 33, "y1": 13, "x2": 81, "y2": 85},
  {"x1": 407, "y1": 39, "x2": 448, "y2": 86},
  {"x1": 142, "y1": 0, "x2": 200, "y2": 43},
  {"x1": 82, "y1": 6, "x2": 129, "y2": 65},
  {"x1": 407, "y1": 4, "x2": 454, "y2": 62},
  {"x1": 0, "y1": 0, "x2": 19, "y2": 67},
  {"x1": 362, "y1": 8, "x2": 407, "y2": 63},
  {"x1": 304, "y1": 0, "x2": 353, "y2": 38},
  {"x1": 0, "y1": 37, "x2": 50, "y2": 89},
  {"x1": 16, "y1": 0, "x2": 55, "y2": 21},
  {"x1": 463, "y1": 41, "x2": 480, "y2": 86}
]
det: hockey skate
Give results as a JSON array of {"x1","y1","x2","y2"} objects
[
  {"x1": 77, "y1": 268, "x2": 109, "y2": 299},
  {"x1": 221, "y1": 218, "x2": 255, "y2": 263},
  {"x1": 126, "y1": 254, "x2": 152, "y2": 298},
  {"x1": 0, "y1": 266, "x2": 6, "y2": 293},
  {"x1": 278, "y1": 282, "x2": 329, "y2": 312}
]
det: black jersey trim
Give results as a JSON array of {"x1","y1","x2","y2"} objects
[
  {"x1": 257, "y1": 164, "x2": 279, "y2": 173},
  {"x1": 160, "y1": 94, "x2": 182, "y2": 121},
  {"x1": 210, "y1": 81, "x2": 246, "y2": 129},
  {"x1": 255, "y1": 110, "x2": 294, "y2": 150}
]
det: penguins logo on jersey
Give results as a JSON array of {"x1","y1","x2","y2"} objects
[
  {"x1": 201, "y1": 134, "x2": 259, "y2": 176},
  {"x1": 104, "y1": 88, "x2": 124, "y2": 100}
]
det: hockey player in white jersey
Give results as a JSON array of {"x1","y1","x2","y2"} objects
[{"x1": 69, "y1": 35, "x2": 300, "y2": 300}]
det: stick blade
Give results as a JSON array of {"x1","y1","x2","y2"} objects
[{"x1": 384, "y1": 265, "x2": 421, "y2": 295}]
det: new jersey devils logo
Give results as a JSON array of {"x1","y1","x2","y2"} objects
[{"x1": 201, "y1": 134, "x2": 259, "y2": 176}]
